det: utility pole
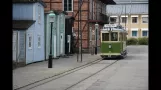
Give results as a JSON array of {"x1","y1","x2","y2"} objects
[
  {"x1": 77, "y1": 0, "x2": 80, "y2": 62},
  {"x1": 80, "y1": 0, "x2": 82, "y2": 62},
  {"x1": 77, "y1": 0, "x2": 82, "y2": 62},
  {"x1": 125, "y1": 4, "x2": 126, "y2": 29},
  {"x1": 119, "y1": 5, "x2": 123, "y2": 25},
  {"x1": 50, "y1": 0, "x2": 51, "y2": 10}
]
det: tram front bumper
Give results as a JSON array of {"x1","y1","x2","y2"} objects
[{"x1": 100, "y1": 53, "x2": 121, "y2": 58}]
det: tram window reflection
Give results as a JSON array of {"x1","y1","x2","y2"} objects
[
  {"x1": 102, "y1": 33, "x2": 109, "y2": 41},
  {"x1": 111, "y1": 32, "x2": 118, "y2": 41},
  {"x1": 119, "y1": 33, "x2": 122, "y2": 41}
]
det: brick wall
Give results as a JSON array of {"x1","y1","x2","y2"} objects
[
  {"x1": 43, "y1": 0, "x2": 106, "y2": 52},
  {"x1": 43, "y1": 0, "x2": 63, "y2": 12}
]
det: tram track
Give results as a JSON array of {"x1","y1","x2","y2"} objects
[
  {"x1": 14, "y1": 59, "x2": 119, "y2": 90},
  {"x1": 64, "y1": 60, "x2": 119, "y2": 90},
  {"x1": 14, "y1": 58, "x2": 102, "y2": 90}
]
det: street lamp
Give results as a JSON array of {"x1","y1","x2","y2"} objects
[{"x1": 48, "y1": 11, "x2": 55, "y2": 68}]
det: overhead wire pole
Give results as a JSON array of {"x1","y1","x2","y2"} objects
[
  {"x1": 77, "y1": 0, "x2": 80, "y2": 62},
  {"x1": 50, "y1": 0, "x2": 51, "y2": 10},
  {"x1": 119, "y1": 5, "x2": 124, "y2": 25},
  {"x1": 128, "y1": 0, "x2": 132, "y2": 36},
  {"x1": 125, "y1": 4, "x2": 127, "y2": 31},
  {"x1": 80, "y1": 0, "x2": 82, "y2": 62},
  {"x1": 130, "y1": 0, "x2": 132, "y2": 15}
]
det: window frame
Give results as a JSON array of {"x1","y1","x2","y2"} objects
[
  {"x1": 28, "y1": 34, "x2": 32, "y2": 49},
  {"x1": 124, "y1": 32, "x2": 127, "y2": 43},
  {"x1": 110, "y1": 32, "x2": 118, "y2": 41},
  {"x1": 63, "y1": 0, "x2": 73, "y2": 12},
  {"x1": 131, "y1": 31, "x2": 138, "y2": 37},
  {"x1": 131, "y1": 15, "x2": 138, "y2": 24},
  {"x1": 131, "y1": 28, "x2": 138, "y2": 38},
  {"x1": 121, "y1": 17, "x2": 128, "y2": 23},
  {"x1": 123, "y1": 33, "x2": 127, "y2": 41},
  {"x1": 142, "y1": 17, "x2": 148, "y2": 24},
  {"x1": 142, "y1": 31, "x2": 148, "y2": 37},
  {"x1": 122, "y1": 33, "x2": 124, "y2": 41},
  {"x1": 102, "y1": 33, "x2": 109, "y2": 41},
  {"x1": 141, "y1": 28, "x2": 148, "y2": 37},
  {"x1": 37, "y1": 34, "x2": 41, "y2": 48},
  {"x1": 119, "y1": 32, "x2": 122, "y2": 41},
  {"x1": 110, "y1": 16, "x2": 118, "y2": 24},
  {"x1": 131, "y1": 17, "x2": 138, "y2": 23}
]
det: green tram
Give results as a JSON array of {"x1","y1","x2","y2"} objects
[{"x1": 100, "y1": 24, "x2": 128, "y2": 59}]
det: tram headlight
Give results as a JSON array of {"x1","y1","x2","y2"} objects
[{"x1": 109, "y1": 44, "x2": 112, "y2": 48}]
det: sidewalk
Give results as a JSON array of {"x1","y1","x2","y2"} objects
[{"x1": 13, "y1": 54, "x2": 101, "y2": 89}]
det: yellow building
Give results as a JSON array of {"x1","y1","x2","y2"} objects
[{"x1": 107, "y1": 4, "x2": 148, "y2": 38}]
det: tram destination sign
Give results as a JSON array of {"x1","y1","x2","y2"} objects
[{"x1": 104, "y1": 24, "x2": 117, "y2": 28}]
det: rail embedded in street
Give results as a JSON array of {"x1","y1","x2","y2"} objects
[
  {"x1": 64, "y1": 60, "x2": 119, "y2": 90},
  {"x1": 14, "y1": 58, "x2": 102, "y2": 90},
  {"x1": 14, "y1": 59, "x2": 120, "y2": 90}
]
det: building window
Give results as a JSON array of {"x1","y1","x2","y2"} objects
[
  {"x1": 28, "y1": 35, "x2": 32, "y2": 49},
  {"x1": 110, "y1": 17, "x2": 117, "y2": 24},
  {"x1": 132, "y1": 17, "x2": 138, "y2": 23},
  {"x1": 132, "y1": 31, "x2": 137, "y2": 37},
  {"x1": 142, "y1": 17, "x2": 148, "y2": 23},
  {"x1": 38, "y1": 5, "x2": 41, "y2": 24},
  {"x1": 64, "y1": 0, "x2": 73, "y2": 11},
  {"x1": 142, "y1": 31, "x2": 148, "y2": 36},
  {"x1": 121, "y1": 17, "x2": 127, "y2": 23},
  {"x1": 38, "y1": 35, "x2": 41, "y2": 48}
]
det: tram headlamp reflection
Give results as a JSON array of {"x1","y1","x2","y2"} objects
[{"x1": 109, "y1": 44, "x2": 112, "y2": 48}]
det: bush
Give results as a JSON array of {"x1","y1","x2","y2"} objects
[
  {"x1": 127, "y1": 38, "x2": 138, "y2": 45},
  {"x1": 138, "y1": 37, "x2": 148, "y2": 45}
]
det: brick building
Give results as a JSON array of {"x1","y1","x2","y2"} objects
[{"x1": 42, "y1": 0, "x2": 115, "y2": 52}]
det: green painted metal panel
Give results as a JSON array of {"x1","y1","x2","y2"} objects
[{"x1": 101, "y1": 42, "x2": 123, "y2": 53}]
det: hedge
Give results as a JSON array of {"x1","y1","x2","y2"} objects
[
  {"x1": 138, "y1": 37, "x2": 148, "y2": 45},
  {"x1": 127, "y1": 37, "x2": 148, "y2": 45},
  {"x1": 127, "y1": 38, "x2": 138, "y2": 45}
]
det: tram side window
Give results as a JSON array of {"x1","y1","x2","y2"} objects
[
  {"x1": 111, "y1": 32, "x2": 118, "y2": 41},
  {"x1": 122, "y1": 33, "x2": 125, "y2": 41},
  {"x1": 102, "y1": 33, "x2": 109, "y2": 41},
  {"x1": 124, "y1": 33, "x2": 127, "y2": 41},
  {"x1": 119, "y1": 33, "x2": 122, "y2": 41}
]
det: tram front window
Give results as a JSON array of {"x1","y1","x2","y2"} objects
[
  {"x1": 102, "y1": 33, "x2": 109, "y2": 41},
  {"x1": 111, "y1": 32, "x2": 118, "y2": 41}
]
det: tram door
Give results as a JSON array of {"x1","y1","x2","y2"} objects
[
  {"x1": 119, "y1": 32, "x2": 123, "y2": 50},
  {"x1": 123, "y1": 33, "x2": 126, "y2": 50}
]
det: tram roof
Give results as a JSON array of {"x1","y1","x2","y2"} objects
[{"x1": 102, "y1": 24, "x2": 127, "y2": 32}]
